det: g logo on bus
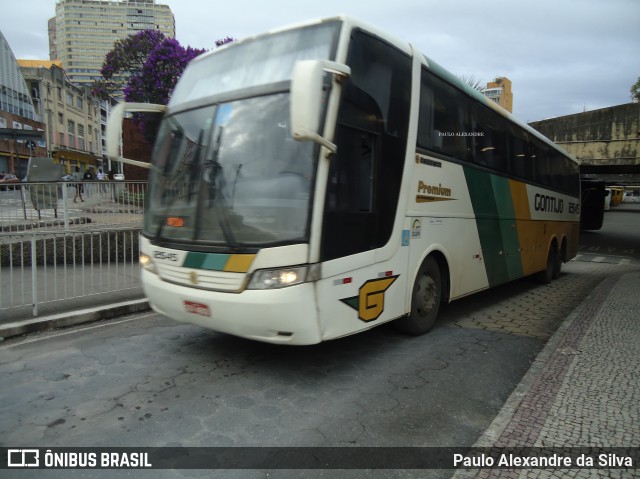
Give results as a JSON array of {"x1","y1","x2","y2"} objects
[{"x1": 341, "y1": 276, "x2": 399, "y2": 322}]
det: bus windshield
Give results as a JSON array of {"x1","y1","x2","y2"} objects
[
  {"x1": 144, "y1": 93, "x2": 316, "y2": 248},
  {"x1": 170, "y1": 21, "x2": 340, "y2": 106},
  {"x1": 143, "y1": 20, "x2": 341, "y2": 249}
]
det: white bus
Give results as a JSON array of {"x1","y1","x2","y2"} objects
[{"x1": 108, "y1": 16, "x2": 580, "y2": 345}]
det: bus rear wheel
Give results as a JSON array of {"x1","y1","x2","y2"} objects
[
  {"x1": 536, "y1": 244, "x2": 559, "y2": 284},
  {"x1": 396, "y1": 257, "x2": 441, "y2": 335}
]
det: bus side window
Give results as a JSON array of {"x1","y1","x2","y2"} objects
[
  {"x1": 418, "y1": 69, "x2": 471, "y2": 162},
  {"x1": 510, "y1": 127, "x2": 533, "y2": 181},
  {"x1": 471, "y1": 103, "x2": 508, "y2": 172}
]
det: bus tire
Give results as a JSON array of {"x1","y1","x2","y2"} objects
[
  {"x1": 552, "y1": 251, "x2": 562, "y2": 279},
  {"x1": 396, "y1": 257, "x2": 441, "y2": 335},
  {"x1": 536, "y1": 245, "x2": 557, "y2": 284},
  {"x1": 553, "y1": 240, "x2": 566, "y2": 279}
]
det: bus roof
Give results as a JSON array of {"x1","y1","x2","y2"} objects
[{"x1": 186, "y1": 14, "x2": 578, "y2": 166}]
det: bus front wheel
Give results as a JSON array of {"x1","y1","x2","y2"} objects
[{"x1": 396, "y1": 257, "x2": 442, "y2": 335}]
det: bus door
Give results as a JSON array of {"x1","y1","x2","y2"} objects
[{"x1": 315, "y1": 29, "x2": 413, "y2": 340}]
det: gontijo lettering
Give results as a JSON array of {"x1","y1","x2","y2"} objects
[{"x1": 534, "y1": 193, "x2": 564, "y2": 213}]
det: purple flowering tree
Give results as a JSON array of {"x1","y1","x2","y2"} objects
[
  {"x1": 124, "y1": 39, "x2": 206, "y2": 106},
  {"x1": 93, "y1": 30, "x2": 167, "y2": 100},
  {"x1": 98, "y1": 31, "x2": 234, "y2": 144},
  {"x1": 124, "y1": 39, "x2": 206, "y2": 143},
  {"x1": 216, "y1": 37, "x2": 235, "y2": 47}
]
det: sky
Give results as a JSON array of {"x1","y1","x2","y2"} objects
[{"x1": 1, "y1": 0, "x2": 639, "y2": 122}]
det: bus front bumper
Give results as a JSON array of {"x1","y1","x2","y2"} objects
[{"x1": 142, "y1": 270, "x2": 322, "y2": 345}]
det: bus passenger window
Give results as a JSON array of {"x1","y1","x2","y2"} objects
[
  {"x1": 418, "y1": 69, "x2": 471, "y2": 162},
  {"x1": 471, "y1": 103, "x2": 508, "y2": 172}
]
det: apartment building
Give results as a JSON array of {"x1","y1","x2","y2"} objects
[
  {"x1": 49, "y1": 0, "x2": 175, "y2": 91},
  {"x1": 481, "y1": 77, "x2": 513, "y2": 113}
]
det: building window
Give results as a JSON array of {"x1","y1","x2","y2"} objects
[
  {"x1": 58, "y1": 113, "x2": 64, "y2": 124},
  {"x1": 78, "y1": 124, "x2": 85, "y2": 150},
  {"x1": 68, "y1": 120, "x2": 75, "y2": 148}
]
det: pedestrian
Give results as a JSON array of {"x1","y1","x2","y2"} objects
[
  {"x1": 97, "y1": 168, "x2": 106, "y2": 195},
  {"x1": 83, "y1": 167, "x2": 94, "y2": 197},
  {"x1": 72, "y1": 166, "x2": 84, "y2": 203}
]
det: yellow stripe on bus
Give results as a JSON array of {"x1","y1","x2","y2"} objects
[
  {"x1": 224, "y1": 254, "x2": 256, "y2": 273},
  {"x1": 509, "y1": 179, "x2": 542, "y2": 276}
]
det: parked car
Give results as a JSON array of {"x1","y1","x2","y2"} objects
[{"x1": 604, "y1": 188, "x2": 612, "y2": 211}]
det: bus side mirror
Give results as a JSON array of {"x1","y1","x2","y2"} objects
[
  {"x1": 290, "y1": 60, "x2": 350, "y2": 154},
  {"x1": 106, "y1": 102, "x2": 167, "y2": 169}
]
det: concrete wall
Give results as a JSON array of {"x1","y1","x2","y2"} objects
[{"x1": 529, "y1": 103, "x2": 639, "y2": 168}]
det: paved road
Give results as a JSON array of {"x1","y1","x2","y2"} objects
[
  {"x1": 1, "y1": 259, "x2": 635, "y2": 478},
  {"x1": 578, "y1": 203, "x2": 640, "y2": 260}
]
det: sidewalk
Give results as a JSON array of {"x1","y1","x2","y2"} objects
[{"x1": 454, "y1": 270, "x2": 640, "y2": 478}]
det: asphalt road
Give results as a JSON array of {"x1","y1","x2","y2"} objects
[
  {"x1": 1, "y1": 202, "x2": 638, "y2": 478},
  {"x1": 578, "y1": 203, "x2": 640, "y2": 260},
  {"x1": 1, "y1": 260, "x2": 633, "y2": 479}
]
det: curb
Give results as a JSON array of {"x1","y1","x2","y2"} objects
[
  {"x1": 0, "y1": 298, "x2": 150, "y2": 341},
  {"x1": 451, "y1": 273, "x2": 621, "y2": 479},
  {"x1": 476, "y1": 275, "x2": 615, "y2": 447}
]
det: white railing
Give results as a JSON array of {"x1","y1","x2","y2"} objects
[
  {"x1": 0, "y1": 181, "x2": 146, "y2": 319},
  {"x1": 0, "y1": 180, "x2": 145, "y2": 231}
]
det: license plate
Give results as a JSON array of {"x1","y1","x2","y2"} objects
[{"x1": 184, "y1": 300, "x2": 211, "y2": 317}]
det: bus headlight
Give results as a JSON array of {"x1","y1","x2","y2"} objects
[
  {"x1": 247, "y1": 265, "x2": 319, "y2": 290},
  {"x1": 139, "y1": 253, "x2": 158, "y2": 274}
]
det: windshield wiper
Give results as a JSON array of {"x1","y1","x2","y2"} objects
[
  {"x1": 193, "y1": 125, "x2": 239, "y2": 249},
  {"x1": 155, "y1": 129, "x2": 206, "y2": 243}
]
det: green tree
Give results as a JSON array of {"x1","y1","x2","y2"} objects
[
  {"x1": 460, "y1": 75, "x2": 485, "y2": 92},
  {"x1": 631, "y1": 77, "x2": 640, "y2": 102}
]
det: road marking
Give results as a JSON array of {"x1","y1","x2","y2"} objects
[{"x1": 574, "y1": 254, "x2": 639, "y2": 265}]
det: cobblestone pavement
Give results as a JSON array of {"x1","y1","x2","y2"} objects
[
  {"x1": 454, "y1": 267, "x2": 640, "y2": 479},
  {"x1": 441, "y1": 259, "x2": 635, "y2": 341}
]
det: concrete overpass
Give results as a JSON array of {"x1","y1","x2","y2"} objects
[{"x1": 529, "y1": 103, "x2": 640, "y2": 185}]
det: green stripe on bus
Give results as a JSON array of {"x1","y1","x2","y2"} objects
[
  {"x1": 463, "y1": 167, "x2": 523, "y2": 287},
  {"x1": 183, "y1": 252, "x2": 229, "y2": 271}
]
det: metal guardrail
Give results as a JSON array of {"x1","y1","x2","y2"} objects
[
  {"x1": 0, "y1": 180, "x2": 145, "y2": 231},
  {"x1": 0, "y1": 180, "x2": 146, "y2": 318}
]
